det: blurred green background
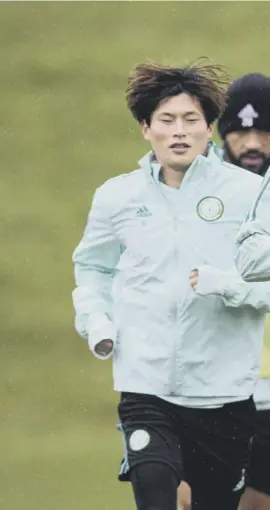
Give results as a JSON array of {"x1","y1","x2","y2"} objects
[{"x1": 1, "y1": 2, "x2": 270, "y2": 509}]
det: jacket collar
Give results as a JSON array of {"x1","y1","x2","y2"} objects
[{"x1": 139, "y1": 142, "x2": 221, "y2": 185}]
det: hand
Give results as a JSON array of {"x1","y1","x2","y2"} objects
[
  {"x1": 189, "y1": 269, "x2": 198, "y2": 291},
  {"x1": 94, "y1": 339, "x2": 114, "y2": 357}
]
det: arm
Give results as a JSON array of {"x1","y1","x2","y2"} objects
[
  {"x1": 235, "y1": 222, "x2": 270, "y2": 282},
  {"x1": 236, "y1": 169, "x2": 270, "y2": 282},
  {"x1": 192, "y1": 264, "x2": 270, "y2": 312},
  {"x1": 72, "y1": 185, "x2": 121, "y2": 359}
]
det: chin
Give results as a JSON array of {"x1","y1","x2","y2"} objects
[
  {"x1": 170, "y1": 157, "x2": 192, "y2": 170},
  {"x1": 242, "y1": 164, "x2": 261, "y2": 174}
]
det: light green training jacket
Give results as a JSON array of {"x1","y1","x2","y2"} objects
[{"x1": 73, "y1": 144, "x2": 270, "y2": 400}]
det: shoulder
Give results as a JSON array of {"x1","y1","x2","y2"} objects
[
  {"x1": 217, "y1": 159, "x2": 263, "y2": 195},
  {"x1": 92, "y1": 168, "x2": 146, "y2": 214},
  {"x1": 97, "y1": 168, "x2": 145, "y2": 196}
]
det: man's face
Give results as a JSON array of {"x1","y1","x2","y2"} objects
[
  {"x1": 142, "y1": 93, "x2": 213, "y2": 171},
  {"x1": 225, "y1": 129, "x2": 270, "y2": 176}
]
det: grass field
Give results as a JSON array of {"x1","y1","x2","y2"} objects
[{"x1": 1, "y1": 2, "x2": 270, "y2": 509}]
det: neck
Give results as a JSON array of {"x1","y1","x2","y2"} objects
[
  {"x1": 160, "y1": 166, "x2": 188, "y2": 188},
  {"x1": 158, "y1": 143, "x2": 211, "y2": 188}
]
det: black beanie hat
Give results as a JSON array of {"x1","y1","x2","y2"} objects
[{"x1": 218, "y1": 73, "x2": 270, "y2": 139}]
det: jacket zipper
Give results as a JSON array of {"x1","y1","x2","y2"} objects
[
  {"x1": 149, "y1": 179, "x2": 183, "y2": 395},
  {"x1": 169, "y1": 216, "x2": 180, "y2": 395}
]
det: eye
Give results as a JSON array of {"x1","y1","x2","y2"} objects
[
  {"x1": 160, "y1": 118, "x2": 173, "y2": 124},
  {"x1": 186, "y1": 118, "x2": 198, "y2": 123}
]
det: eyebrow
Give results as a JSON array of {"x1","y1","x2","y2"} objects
[
  {"x1": 158, "y1": 110, "x2": 200, "y2": 118},
  {"x1": 184, "y1": 111, "x2": 200, "y2": 116}
]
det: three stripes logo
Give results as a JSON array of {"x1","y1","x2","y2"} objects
[{"x1": 136, "y1": 206, "x2": 152, "y2": 218}]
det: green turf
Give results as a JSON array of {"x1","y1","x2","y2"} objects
[{"x1": 2, "y1": 2, "x2": 270, "y2": 508}]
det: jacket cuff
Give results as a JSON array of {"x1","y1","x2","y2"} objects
[
  {"x1": 87, "y1": 313, "x2": 117, "y2": 360},
  {"x1": 195, "y1": 265, "x2": 228, "y2": 297}
]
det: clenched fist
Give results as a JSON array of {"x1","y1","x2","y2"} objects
[
  {"x1": 95, "y1": 339, "x2": 114, "y2": 357},
  {"x1": 189, "y1": 269, "x2": 198, "y2": 291}
]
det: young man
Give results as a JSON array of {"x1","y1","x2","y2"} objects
[
  {"x1": 72, "y1": 62, "x2": 270, "y2": 510},
  {"x1": 218, "y1": 73, "x2": 270, "y2": 510},
  {"x1": 236, "y1": 174, "x2": 270, "y2": 283}
]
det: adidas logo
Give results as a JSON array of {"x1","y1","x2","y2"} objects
[
  {"x1": 237, "y1": 104, "x2": 259, "y2": 128},
  {"x1": 136, "y1": 206, "x2": 152, "y2": 218},
  {"x1": 232, "y1": 469, "x2": 246, "y2": 492}
]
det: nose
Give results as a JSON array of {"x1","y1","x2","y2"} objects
[
  {"x1": 173, "y1": 118, "x2": 186, "y2": 137},
  {"x1": 243, "y1": 130, "x2": 263, "y2": 151}
]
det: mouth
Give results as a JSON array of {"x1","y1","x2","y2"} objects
[
  {"x1": 240, "y1": 153, "x2": 264, "y2": 168},
  {"x1": 169, "y1": 142, "x2": 190, "y2": 154}
]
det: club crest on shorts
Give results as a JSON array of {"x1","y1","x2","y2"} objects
[
  {"x1": 129, "y1": 430, "x2": 150, "y2": 451},
  {"x1": 197, "y1": 196, "x2": 224, "y2": 222}
]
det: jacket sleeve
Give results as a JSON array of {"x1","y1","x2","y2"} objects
[
  {"x1": 72, "y1": 185, "x2": 121, "y2": 359},
  {"x1": 235, "y1": 169, "x2": 270, "y2": 282},
  {"x1": 195, "y1": 264, "x2": 270, "y2": 312}
]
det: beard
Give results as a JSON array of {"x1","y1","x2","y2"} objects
[{"x1": 223, "y1": 141, "x2": 270, "y2": 177}]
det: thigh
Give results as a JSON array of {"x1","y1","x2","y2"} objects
[
  {"x1": 248, "y1": 410, "x2": 270, "y2": 496},
  {"x1": 178, "y1": 398, "x2": 256, "y2": 510},
  {"x1": 118, "y1": 392, "x2": 183, "y2": 484},
  {"x1": 239, "y1": 487, "x2": 270, "y2": 510}
]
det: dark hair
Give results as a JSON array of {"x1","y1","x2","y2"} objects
[{"x1": 126, "y1": 59, "x2": 229, "y2": 126}]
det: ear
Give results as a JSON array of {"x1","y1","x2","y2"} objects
[
  {"x1": 207, "y1": 123, "x2": 214, "y2": 139},
  {"x1": 141, "y1": 120, "x2": 150, "y2": 141}
]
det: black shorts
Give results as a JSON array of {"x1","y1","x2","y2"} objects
[
  {"x1": 248, "y1": 409, "x2": 270, "y2": 495},
  {"x1": 118, "y1": 392, "x2": 255, "y2": 510}
]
